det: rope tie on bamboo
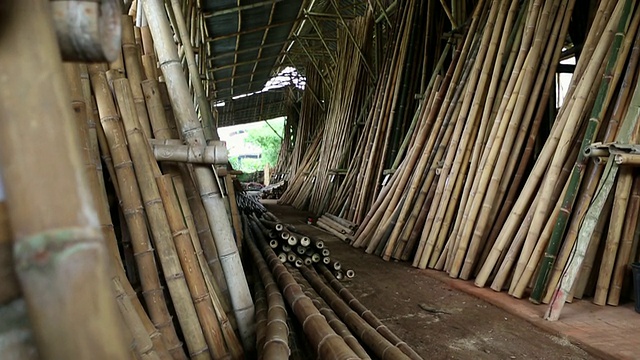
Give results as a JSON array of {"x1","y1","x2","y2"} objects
[{"x1": 13, "y1": 227, "x2": 102, "y2": 270}]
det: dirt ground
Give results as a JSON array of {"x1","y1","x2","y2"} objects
[{"x1": 263, "y1": 201, "x2": 598, "y2": 360}]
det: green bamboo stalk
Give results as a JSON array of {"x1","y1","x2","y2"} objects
[
  {"x1": 546, "y1": 31, "x2": 640, "y2": 321},
  {"x1": 530, "y1": 0, "x2": 636, "y2": 303}
]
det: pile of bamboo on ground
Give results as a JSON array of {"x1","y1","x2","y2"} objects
[
  {"x1": 324, "y1": 0, "x2": 452, "y2": 223},
  {"x1": 315, "y1": 214, "x2": 358, "y2": 244},
  {"x1": 278, "y1": 10, "x2": 374, "y2": 213},
  {"x1": 243, "y1": 212, "x2": 422, "y2": 359}
]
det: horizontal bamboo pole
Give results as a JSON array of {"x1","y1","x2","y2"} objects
[{"x1": 150, "y1": 143, "x2": 228, "y2": 164}]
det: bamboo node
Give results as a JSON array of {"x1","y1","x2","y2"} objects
[
  {"x1": 13, "y1": 227, "x2": 102, "y2": 270},
  {"x1": 192, "y1": 293, "x2": 210, "y2": 304}
]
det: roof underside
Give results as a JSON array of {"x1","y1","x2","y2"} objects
[{"x1": 201, "y1": 0, "x2": 373, "y2": 127}]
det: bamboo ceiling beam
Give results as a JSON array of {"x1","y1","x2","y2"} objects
[
  {"x1": 249, "y1": 1, "x2": 278, "y2": 92},
  {"x1": 205, "y1": 19, "x2": 297, "y2": 42},
  {"x1": 230, "y1": 0, "x2": 242, "y2": 98},
  {"x1": 283, "y1": 55, "x2": 326, "y2": 112},
  {"x1": 202, "y1": 0, "x2": 283, "y2": 18},
  {"x1": 208, "y1": 41, "x2": 287, "y2": 61},
  {"x1": 294, "y1": 35, "x2": 331, "y2": 90},
  {"x1": 304, "y1": 9, "x2": 337, "y2": 66},
  {"x1": 328, "y1": 0, "x2": 375, "y2": 81},
  {"x1": 305, "y1": 12, "x2": 357, "y2": 19},
  {"x1": 209, "y1": 54, "x2": 282, "y2": 73}
]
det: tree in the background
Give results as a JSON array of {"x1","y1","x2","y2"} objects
[{"x1": 245, "y1": 118, "x2": 284, "y2": 168}]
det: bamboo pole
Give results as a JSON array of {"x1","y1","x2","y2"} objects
[
  {"x1": 0, "y1": 200, "x2": 19, "y2": 306},
  {"x1": 168, "y1": 0, "x2": 218, "y2": 140},
  {"x1": 0, "y1": 1, "x2": 128, "y2": 358},
  {"x1": 529, "y1": 0, "x2": 636, "y2": 303},
  {"x1": 111, "y1": 78, "x2": 211, "y2": 358},
  {"x1": 156, "y1": 175, "x2": 230, "y2": 358},
  {"x1": 142, "y1": 0, "x2": 255, "y2": 350},
  {"x1": 546, "y1": 24, "x2": 640, "y2": 320},
  {"x1": 246, "y1": 220, "x2": 359, "y2": 359},
  {"x1": 88, "y1": 65, "x2": 186, "y2": 359}
]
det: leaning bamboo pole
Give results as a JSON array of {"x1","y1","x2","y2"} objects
[
  {"x1": 142, "y1": 0, "x2": 255, "y2": 350},
  {"x1": 0, "y1": 198, "x2": 19, "y2": 306},
  {"x1": 111, "y1": 77, "x2": 211, "y2": 358},
  {"x1": 546, "y1": 23, "x2": 640, "y2": 320},
  {"x1": 87, "y1": 64, "x2": 186, "y2": 359},
  {"x1": 156, "y1": 175, "x2": 231, "y2": 358},
  {"x1": 527, "y1": 0, "x2": 636, "y2": 303},
  {"x1": 0, "y1": 1, "x2": 128, "y2": 358}
]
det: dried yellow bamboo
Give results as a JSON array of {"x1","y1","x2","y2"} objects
[
  {"x1": 112, "y1": 78, "x2": 211, "y2": 359},
  {"x1": 141, "y1": 2, "x2": 255, "y2": 349},
  {"x1": 88, "y1": 65, "x2": 186, "y2": 359}
]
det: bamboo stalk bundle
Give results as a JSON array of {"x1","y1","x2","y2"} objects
[
  {"x1": 546, "y1": 7, "x2": 640, "y2": 319},
  {"x1": 245, "y1": 222, "x2": 290, "y2": 359},
  {"x1": 142, "y1": 0, "x2": 255, "y2": 350},
  {"x1": 88, "y1": 65, "x2": 187, "y2": 358},
  {"x1": 245, "y1": 220, "x2": 359, "y2": 359},
  {"x1": 298, "y1": 265, "x2": 412, "y2": 360},
  {"x1": 290, "y1": 268, "x2": 371, "y2": 359},
  {"x1": 0, "y1": 1, "x2": 129, "y2": 358}
]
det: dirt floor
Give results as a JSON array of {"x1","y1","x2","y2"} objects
[{"x1": 263, "y1": 201, "x2": 598, "y2": 360}]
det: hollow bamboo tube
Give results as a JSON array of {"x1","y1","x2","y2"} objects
[
  {"x1": 121, "y1": 15, "x2": 152, "y2": 139},
  {"x1": 0, "y1": 1, "x2": 128, "y2": 358},
  {"x1": 156, "y1": 175, "x2": 230, "y2": 358},
  {"x1": 0, "y1": 201, "x2": 19, "y2": 306},
  {"x1": 141, "y1": 1, "x2": 255, "y2": 348},
  {"x1": 607, "y1": 171, "x2": 640, "y2": 305},
  {"x1": 112, "y1": 78, "x2": 211, "y2": 358},
  {"x1": 246, "y1": 220, "x2": 359, "y2": 359},
  {"x1": 299, "y1": 265, "x2": 412, "y2": 360},
  {"x1": 87, "y1": 65, "x2": 186, "y2": 359},
  {"x1": 291, "y1": 268, "x2": 370, "y2": 359},
  {"x1": 151, "y1": 143, "x2": 228, "y2": 164},
  {"x1": 245, "y1": 223, "x2": 290, "y2": 360}
]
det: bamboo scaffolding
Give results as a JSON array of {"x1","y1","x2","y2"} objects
[
  {"x1": 141, "y1": 0, "x2": 255, "y2": 349},
  {"x1": 0, "y1": 1, "x2": 128, "y2": 358}
]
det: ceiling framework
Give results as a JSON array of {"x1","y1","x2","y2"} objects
[{"x1": 198, "y1": 0, "x2": 389, "y2": 126}]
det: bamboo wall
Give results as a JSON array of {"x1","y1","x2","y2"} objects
[{"x1": 277, "y1": 0, "x2": 640, "y2": 320}]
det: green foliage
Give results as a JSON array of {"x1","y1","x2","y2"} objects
[{"x1": 245, "y1": 118, "x2": 284, "y2": 168}]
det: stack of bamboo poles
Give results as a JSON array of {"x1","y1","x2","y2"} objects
[
  {"x1": 278, "y1": 11, "x2": 374, "y2": 214},
  {"x1": 243, "y1": 212, "x2": 422, "y2": 359},
  {"x1": 315, "y1": 214, "x2": 358, "y2": 244},
  {"x1": 324, "y1": 0, "x2": 448, "y2": 223}
]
